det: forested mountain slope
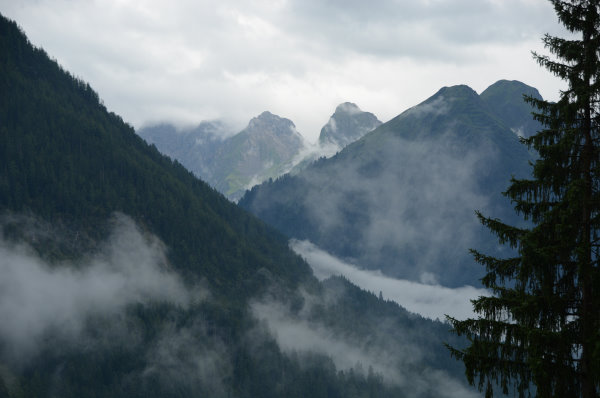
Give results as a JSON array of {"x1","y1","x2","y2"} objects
[
  {"x1": 0, "y1": 14, "x2": 478, "y2": 398},
  {"x1": 0, "y1": 15, "x2": 311, "y2": 295}
]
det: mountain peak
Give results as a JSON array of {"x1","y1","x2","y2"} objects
[
  {"x1": 334, "y1": 102, "x2": 362, "y2": 115},
  {"x1": 396, "y1": 84, "x2": 480, "y2": 123},
  {"x1": 433, "y1": 84, "x2": 479, "y2": 100},
  {"x1": 257, "y1": 110, "x2": 277, "y2": 119},
  {"x1": 319, "y1": 102, "x2": 381, "y2": 149},
  {"x1": 248, "y1": 111, "x2": 297, "y2": 132},
  {"x1": 480, "y1": 80, "x2": 543, "y2": 138},
  {"x1": 482, "y1": 80, "x2": 542, "y2": 98}
]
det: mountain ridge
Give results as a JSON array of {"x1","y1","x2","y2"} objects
[
  {"x1": 480, "y1": 79, "x2": 543, "y2": 138},
  {"x1": 240, "y1": 80, "x2": 538, "y2": 288},
  {"x1": 139, "y1": 102, "x2": 382, "y2": 201}
]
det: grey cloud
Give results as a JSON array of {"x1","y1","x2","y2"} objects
[
  {"x1": 284, "y1": 0, "x2": 559, "y2": 58},
  {"x1": 290, "y1": 239, "x2": 489, "y2": 320},
  {"x1": 0, "y1": 214, "x2": 203, "y2": 362},
  {"x1": 0, "y1": 0, "x2": 567, "y2": 140}
]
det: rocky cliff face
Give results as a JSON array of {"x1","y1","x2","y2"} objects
[{"x1": 319, "y1": 102, "x2": 382, "y2": 150}]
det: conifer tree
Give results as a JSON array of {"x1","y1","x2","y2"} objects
[{"x1": 447, "y1": 1, "x2": 600, "y2": 397}]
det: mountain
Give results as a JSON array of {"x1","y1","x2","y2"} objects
[
  {"x1": 139, "y1": 104, "x2": 382, "y2": 202},
  {"x1": 0, "y1": 14, "x2": 478, "y2": 398},
  {"x1": 240, "y1": 83, "x2": 537, "y2": 288},
  {"x1": 319, "y1": 102, "x2": 382, "y2": 149},
  {"x1": 139, "y1": 112, "x2": 306, "y2": 202},
  {"x1": 480, "y1": 79, "x2": 543, "y2": 138},
  {"x1": 210, "y1": 111, "x2": 305, "y2": 201},
  {"x1": 285, "y1": 102, "x2": 383, "y2": 174}
]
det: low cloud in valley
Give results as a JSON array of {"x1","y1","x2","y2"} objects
[
  {"x1": 250, "y1": 285, "x2": 480, "y2": 398},
  {"x1": 291, "y1": 239, "x2": 489, "y2": 321},
  {"x1": 0, "y1": 214, "x2": 202, "y2": 362}
]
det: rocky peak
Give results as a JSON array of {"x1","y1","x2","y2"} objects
[
  {"x1": 334, "y1": 102, "x2": 362, "y2": 115},
  {"x1": 247, "y1": 111, "x2": 300, "y2": 137},
  {"x1": 319, "y1": 102, "x2": 381, "y2": 149}
]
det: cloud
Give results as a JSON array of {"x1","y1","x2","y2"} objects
[
  {"x1": 326, "y1": 116, "x2": 337, "y2": 133},
  {"x1": 143, "y1": 322, "x2": 231, "y2": 397},
  {"x1": 291, "y1": 239, "x2": 488, "y2": 321},
  {"x1": 251, "y1": 299, "x2": 405, "y2": 383},
  {"x1": 0, "y1": 0, "x2": 568, "y2": 142},
  {"x1": 0, "y1": 213, "x2": 203, "y2": 362},
  {"x1": 250, "y1": 285, "x2": 480, "y2": 398}
]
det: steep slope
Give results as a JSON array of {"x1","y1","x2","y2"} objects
[
  {"x1": 0, "y1": 21, "x2": 310, "y2": 295},
  {"x1": 319, "y1": 102, "x2": 382, "y2": 149},
  {"x1": 0, "y1": 15, "x2": 477, "y2": 398},
  {"x1": 240, "y1": 84, "x2": 535, "y2": 288},
  {"x1": 480, "y1": 79, "x2": 543, "y2": 138}
]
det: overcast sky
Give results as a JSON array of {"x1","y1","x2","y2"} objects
[{"x1": 1, "y1": 0, "x2": 568, "y2": 142}]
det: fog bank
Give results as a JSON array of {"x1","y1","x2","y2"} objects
[{"x1": 291, "y1": 239, "x2": 488, "y2": 320}]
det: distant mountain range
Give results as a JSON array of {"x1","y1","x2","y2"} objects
[
  {"x1": 240, "y1": 80, "x2": 542, "y2": 288},
  {"x1": 138, "y1": 103, "x2": 382, "y2": 201}
]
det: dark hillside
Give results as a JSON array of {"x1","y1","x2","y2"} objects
[{"x1": 0, "y1": 15, "x2": 311, "y2": 296}]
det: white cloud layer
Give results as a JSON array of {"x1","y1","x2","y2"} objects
[
  {"x1": 0, "y1": 0, "x2": 568, "y2": 142},
  {"x1": 0, "y1": 214, "x2": 200, "y2": 361},
  {"x1": 290, "y1": 239, "x2": 489, "y2": 321}
]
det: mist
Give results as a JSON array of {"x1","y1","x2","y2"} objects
[
  {"x1": 251, "y1": 299, "x2": 403, "y2": 382},
  {"x1": 0, "y1": 213, "x2": 201, "y2": 362},
  {"x1": 250, "y1": 285, "x2": 480, "y2": 398},
  {"x1": 143, "y1": 322, "x2": 231, "y2": 397},
  {"x1": 303, "y1": 129, "x2": 494, "y2": 285},
  {"x1": 291, "y1": 239, "x2": 488, "y2": 321}
]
